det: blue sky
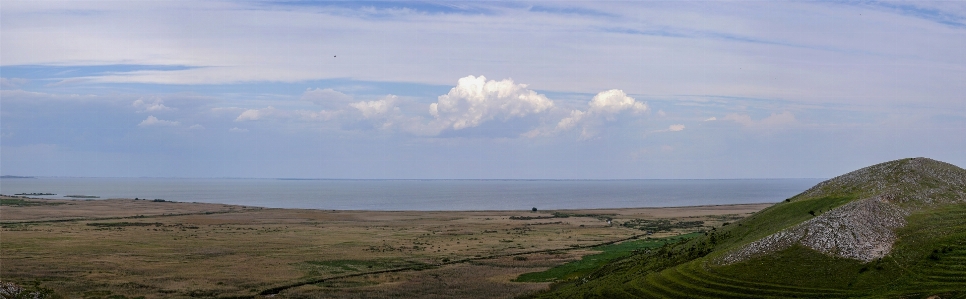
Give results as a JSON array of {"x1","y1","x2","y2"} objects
[{"x1": 1, "y1": 1, "x2": 964, "y2": 179}]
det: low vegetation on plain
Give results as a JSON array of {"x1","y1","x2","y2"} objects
[
  {"x1": 0, "y1": 195, "x2": 761, "y2": 298},
  {"x1": 7, "y1": 157, "x2": 959, "y2": 298}
]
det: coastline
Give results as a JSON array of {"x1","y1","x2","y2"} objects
[
  {"x1": 0, "y1": 195, "x2": 772, "y2": 222},
  {"x1": 0, "y1": 177, "x2": 821, "y2": 210}
]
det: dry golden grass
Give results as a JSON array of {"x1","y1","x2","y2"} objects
[{"x1": 0, "y1": 196, "x2": 768, "y2": 298}]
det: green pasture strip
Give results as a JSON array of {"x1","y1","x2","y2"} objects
[
  {"x1": 0, "y1": 198, "x2": 64, "y2": 207},
  {"x1": 514, "y1": 233, "x2": 700, "y2": 283}
]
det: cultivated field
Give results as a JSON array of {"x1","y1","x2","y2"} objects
[{"x1": 0, "y1": 196, "x2": 768, "y2": 298}]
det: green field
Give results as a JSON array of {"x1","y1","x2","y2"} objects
[
  {"x1": 0, "y1": 198, "x2": 63, "y2": 207},
  {"x1": 530, "y1": 204, "x2": 966, "y2": 299},
  {"x1": 530, "y1": 158, "x2": 966, "y2": 299},
  {"x1": 515, "y1": 233, "x2": 701, "y2": 283}
]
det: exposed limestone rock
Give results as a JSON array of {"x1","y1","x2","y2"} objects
[
  {"x1": 720, "y1": 196, "x2": 908, "y2": 264},
  {"x1": 715, "y1": 158, "x2": 966, "y2": 265},
  {"x1": 794, "y1": 157, "x2": 966, "y2": 209}
]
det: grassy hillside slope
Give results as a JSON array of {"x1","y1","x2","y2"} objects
[{"x1": 529, "y1": 158, "x2": 966, "y2": 298}]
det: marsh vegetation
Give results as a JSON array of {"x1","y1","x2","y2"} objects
[{"x1": 0, "y1": 197, "x2": 763, "y2": 298}]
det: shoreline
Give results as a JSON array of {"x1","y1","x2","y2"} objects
[
  {"x1": 1, "y1": 195, "x2": 772, "y2": 225},
  {"x1": 0, "y1": 177, "x2": 821, "y2": 211},
  {"x1": 1, "y1": 194, "x2": 774, "y2": 213}
]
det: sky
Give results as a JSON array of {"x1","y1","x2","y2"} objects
[{"x1": 1, "y1": 1, "x2": 965, "y2": 179}]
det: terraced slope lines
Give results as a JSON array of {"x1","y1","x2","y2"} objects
[{"x1": 529, "y1": 157, "x2": 966, "y2": 299}]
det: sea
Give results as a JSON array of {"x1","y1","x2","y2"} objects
[{"x1": 0, "y1": 178, "x2": 824, "y2": 211}]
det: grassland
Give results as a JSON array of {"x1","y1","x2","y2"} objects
[
  {"x1": 514, "y1": 233, "x2": 702, "y2": 283},
  {"x1": 0, "y1": 197, "x2": 64, "y2": 207},
  {"x1": 533, "y1": 202, "x2": 966, "y2": 298},
  {"x1": 0, "y1": 196, "x2": 766, "y2": 298},
  {"x1": 530, "y1": 158, "x2": 966, "y2": 299}
]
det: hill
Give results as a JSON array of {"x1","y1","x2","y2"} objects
[{"x1": 529, "y1": 157, "x2": 966, "y2": 298}]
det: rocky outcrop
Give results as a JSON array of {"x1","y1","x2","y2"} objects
[
  {"x1": 794, "y1": 158, "x2": 966, "y2": 209},
  {"x1": 720, "y1": 195, "x2": 908, "y2": 264},
  {"x1": 717, "y1": 158, "x2": 966, "y2": 264}
]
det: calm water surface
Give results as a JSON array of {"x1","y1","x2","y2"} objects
[{"x1": 0, "y1": 178, "x2": 824, "y2": 211}]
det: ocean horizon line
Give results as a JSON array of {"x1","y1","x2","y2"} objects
[
  {"x1": 1, "y1": 176, "x2": 829, "y2": 181},
  {"x1": 1, "y1": 177, "x2": 825, "y2": 210}
]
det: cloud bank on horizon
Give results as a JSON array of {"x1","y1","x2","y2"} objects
[{"x1": 1, "y1": 1, "x2": 965, "y2": 179}]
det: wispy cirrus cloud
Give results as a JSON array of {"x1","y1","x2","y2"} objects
[
  {"x1": 846, "y1": 1, "x2": 966, "y2": 28},
  {"x1": 0, "y1": 77, "x2": 29, "y2": 89},
  {"x1": 720, "y1": 111, "x2": 798, "y2": 128},
  {"x1": 4, "y1": 2, "x2": 966, "y2": 179},
  {"x1": 4, "y1": 1, "x2": 963, "y2": 110},
  {"x1": 302, "y1": 88, "x2": 353, "y2": 107}
]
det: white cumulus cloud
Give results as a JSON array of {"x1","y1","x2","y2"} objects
[
  {"x1": 429, "y1": 75, "x2": 554, "y2": 131},
  {"x1": 552, "y1": 89, "x2": 648, "y2": 139},
  {"x1": 643, "y1": 123, "x2": 686, "y2": 137},
  {"x1": 229, "y1": 127, "x2": 248, "y2": 133},
  {"x1": 555, "y1": 110, "x2": 586, "y2": 131},
  {"x1": 587, "y1": 89, "x2": 647, "y2": 115},
  {"x1": 351, "y1": 95, "x2": 398, "y2": 119},
  {"x1": 234, "y1": 106, "x2": 339, "y2": 123},
  {"x1": 132, "y1": 98, "x2": 174, "y2": 112},
  {"x1": 235, "y1": 106, "x2": 279, "y2": 122},
  {"x1": 704, "y1": 117, "x2": 717, "y2": 121},
  {"x1": 138, "y1": 115, "x2": 179, "y2": 127},
  {"x1": 219, "y1": 104, "x2": 343, "y2": 132}
]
